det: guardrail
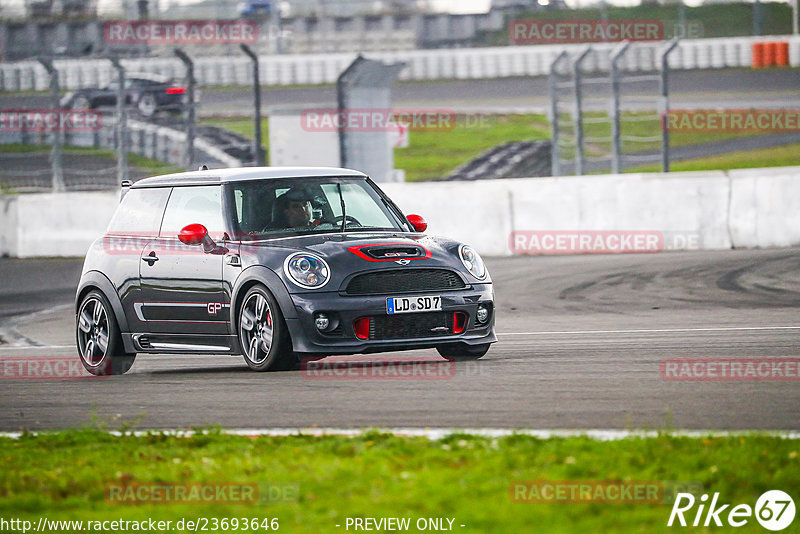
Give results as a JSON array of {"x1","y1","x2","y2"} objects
[
  {"x1": 2, "y1": 165, "x2": 800, "y2": 258},
  {"x1": 1, "y1": 36, "x2": 798, "y2": 91}
]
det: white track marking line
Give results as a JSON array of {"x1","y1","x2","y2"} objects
[
  {"x1": 0, "y1": 428, "x2": 798, "y2": 440},
  {"x1": 498, "y1": 326, "x2": 800, "y2": 336}
]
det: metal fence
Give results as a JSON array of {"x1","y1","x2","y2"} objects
[
  {"x1": 549, "y1": 39, "x2": 680, "y2": 176},
  {"x1": 0, "y1": 49, "x2": 257, "y2": 193}
]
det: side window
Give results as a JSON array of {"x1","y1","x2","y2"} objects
[
  {"x1": 106, "y1": 188, "x2": 170, "y2": 237},
  {"x1": 234, "y1": 190, "x2": 244, "y2": 225},
  {"x1": 230, "y1": 183, "x2": 278, "y2": 234},
  {"x1": 159, "y1": 186, "x2": 224, "y2": 238}
]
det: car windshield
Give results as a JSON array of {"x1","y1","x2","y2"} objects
[{"x1": 227, "y1": 177, "x2": 406, "y2": 240}]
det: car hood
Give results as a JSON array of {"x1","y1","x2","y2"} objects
[
  {"x1": 241, "y1": 232, "x2": 483, "y2": 289},
  {"x1": 249, "y1": 232, "x2": 459, "y2": 264}
]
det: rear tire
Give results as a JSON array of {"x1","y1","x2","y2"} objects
[
  {"x1": 71, "y1": 95, "x2": 91, "y2": 109},
  {"x1": 238, "y1": 285, "x2": 295, "y2": 371},
  {"x1": 436, "y1": 343, "x2": 490, "y2": 362},
  {"x1": 76, "y1": 290, "x2": 136, "y2": 376}
]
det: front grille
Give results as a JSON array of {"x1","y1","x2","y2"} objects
[
  {"x1": 369, "y1": 312, "x2": 453, "y2": 340},
  {"x1": 345, "y1": 269, "x2": 466, "y2": 296}
]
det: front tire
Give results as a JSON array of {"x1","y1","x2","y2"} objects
[
  {"x1": 436, "y1": 343, "x2": 490, "y2": 362},
  {"x1": 137, "y1": 93, "x2": 157, "y2": 117},
  {"x1": 76, "y1": 290, "x2": 136, "y2": 376},
  {"x1": 238, "y1": 285, "x2": 295, "y2": 371}
]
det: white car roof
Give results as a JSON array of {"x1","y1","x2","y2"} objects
[{"x1": 130, "y1": 166, "x2": 368, "y2": 188}]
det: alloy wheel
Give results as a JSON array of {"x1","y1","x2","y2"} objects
[
  {"x1": 240, "y1": 292, "x2": 274, "y2": 365},
  {"x1": 77, "y1": 296, "x2": 110, "y2": 369}
]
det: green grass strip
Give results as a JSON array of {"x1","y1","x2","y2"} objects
[{"x1": 1, "y1": 428, "x2": 797, "y2": 533}]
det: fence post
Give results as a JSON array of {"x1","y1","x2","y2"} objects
[
  {"x1": 660, "y1": 38, "x2": 679, "y2": 173},
  {"x1": 572, "y1": 47, "x2": 592, "y2": 176},
  {"x1": 109, "y1": 58, "x2": 129, "y2": 185},
  {"x1": 174, "y1": 48, "x2": 196, "y2": 170},
  {"x1": 548, "y1": 51, "x2": 568, "y2": 177},
  {"x1": 241, "y1": 44, "x2": 265, "y2": 166},
  {"x1": 610, "y1": 41, "x2": 631, "y2": 175},
  {"x1": 37, "y1": 57, "x2": 65, "y2": 192}
]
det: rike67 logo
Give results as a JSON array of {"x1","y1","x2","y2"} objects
[{"x1": 668, "y1": 490, "x2": 795, "y2": 531}]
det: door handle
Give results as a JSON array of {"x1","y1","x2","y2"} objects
[{"x1": 142, "y1": 252, "x2": 159, "y2": 266}]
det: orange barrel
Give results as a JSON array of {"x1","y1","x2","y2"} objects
[
  {"x1": 752, "y1": 42, "x2": 765, "y2": 68},
  {"x1": 763, "y1": 41, "x2": 777, "y2": 67},
  {"x1": 775, "y1": 41, "x2": 789, "y2": 67}
]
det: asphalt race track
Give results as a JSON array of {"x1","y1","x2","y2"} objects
[{"x1": 0, "y1": 248, "x2": 798, "y2": 432}]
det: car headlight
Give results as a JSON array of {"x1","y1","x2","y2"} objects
[
  {"x1": 284, "y1": 253, "x2": 330, "y2": 289},
  {"x1": 459, "y1": 244, "x2": 486, "y2": 280}
]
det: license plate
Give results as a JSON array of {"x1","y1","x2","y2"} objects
[{"x1": 386, "y1": 295, "x2": 442, "y2": 314}]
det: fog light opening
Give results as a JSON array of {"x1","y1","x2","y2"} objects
[
  {"x1": 315, "y1": 313, "x2": 330, "y2": 331},
  {"x1": 476, "y1": 304, "x2": 490, "y2": 324}
]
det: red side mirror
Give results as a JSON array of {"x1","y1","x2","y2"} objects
[
  {"x1": 406, "y1": 214, "x2": 427, "y2": 233},
  {"x1": 178, "y1": 223, "x2": 208, "y2": 246}
]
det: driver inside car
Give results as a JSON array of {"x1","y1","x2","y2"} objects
[
  {"x1": 272, "y1": 189, "x2": 316, "y2": 229},
  {"x1": 284, "y1": 198, "x2": 313, "y2": 228}
]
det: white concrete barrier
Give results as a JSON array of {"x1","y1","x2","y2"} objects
[
  {"x1": 4, "y1": 166, "x2": 800, "y2": 258},
  {"x1": 382, "y1": 180, "x2": 514, "y2": 257},
  {"x1": 728, "y1": 166, "x2": 800, "y2": 249},
  {"x1": 3, "y1": 192, "x2": 118, "y2": 258},
  {"x1": 385, "y1": 167, "x2": 800, "y2": 257}
]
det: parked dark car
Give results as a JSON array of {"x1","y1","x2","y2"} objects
[
  {"x1": 75, "y1": 167, "x2": 496, "y2": 375},
  {"x1": 60, "y1": 73, "x2": 192, "y2": 117},
  {"x1": 239, "y1": 0, "x2": 272, "y2": 16}
]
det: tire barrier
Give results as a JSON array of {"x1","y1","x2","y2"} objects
[
  {"x1": 752, "y1": 41, "x2": 791, "y2": 68},
  {"x1": 1, "y1": 36, "x2": 798, "y2": 92}
]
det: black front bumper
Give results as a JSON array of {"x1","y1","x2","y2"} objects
[{"x1": 284, "y1": 284, "x2": 496, "y2": 356}]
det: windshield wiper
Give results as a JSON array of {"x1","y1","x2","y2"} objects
[{"x1": 336, "y1": 182, "x2": 347, "y2": 233}]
